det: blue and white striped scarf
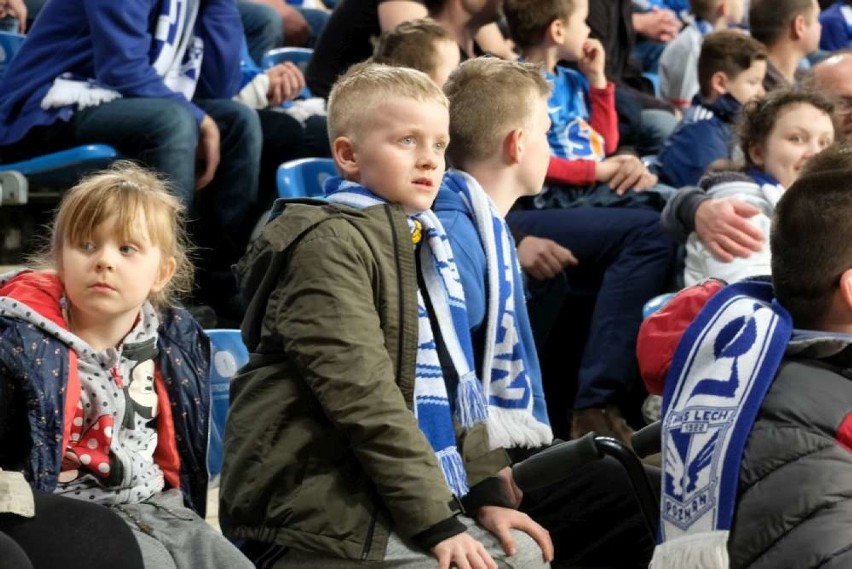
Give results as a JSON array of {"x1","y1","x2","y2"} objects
[
  {"x1": 41, "y1": 0, "x2": 203, "y2": 110},
  {"x1": 325, "y1": 177, "x2": 487, "y2": 498},
  {"x1": 652, "y1": 280, "x2": 791, "y2": 568},
  {"x1": 442, "y1": 171, "x2": 552, "y2": 449}
]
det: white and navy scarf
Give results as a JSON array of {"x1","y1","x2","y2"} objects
[
  {"x1": 652, "y1": 280, "x2": 792, "y2": 568},
  {"x1": 325, "y1": 177, "x2": 487, "y2": 498},
  {"x1": 41, "y1": 0, "x2": 203, "y2": 110},
  {"x1": 443, "y1": 171, "x2": 552, "y2": 449}
]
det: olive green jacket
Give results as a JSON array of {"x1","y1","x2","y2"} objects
[{"x1": 219, "y1": 200, "x2": 509, "y2": 561}]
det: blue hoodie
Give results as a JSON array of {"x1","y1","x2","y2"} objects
[
  {"x1": 656, "y1": 93, "x2": 741, "y2": 188},
  {"x1": 432, "y1": 184, "x2": 549, "y2": 431}
]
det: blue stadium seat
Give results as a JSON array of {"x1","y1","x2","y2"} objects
[
  {"x1": 206, "y1": 329, "x2": 249, "y2": 479},
  {"x1": 642, "y1": 292, "x2": 678, "y2": 319},
  {"x1": 0, "y1": 31, "x2": 119, "y2": 194},
  {"x1": 276, "y1": 157, "x2": 336, "y2": 199}
]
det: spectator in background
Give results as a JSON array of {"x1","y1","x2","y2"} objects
[
  {"x1": 371, "y1": 18, "x2": 462, "y2": 86},
  {"x1": 811, "y1": 50, "x2": 852, "y2": 141},
  {"x1": 658, "y1": 0, "x2": 746, "y2": 109},
  {"x1": 0, "y1": 0, "x2": 263, "y2": 321},
  {"x1": 0, "y1": 0, "x2": 26, "y2": 32},
  {"x1": 243, "y1": 0, "x2": 330, "y2": 48},
  {"x1": 818, "y1": 0, "x2": 852, "y2": 51},
  {"x1": 657, "y1": 30, "x2": 767, "y2": 188},
  {"x1": 750, "y1": 0, "x2": 821, "y2": 91}
]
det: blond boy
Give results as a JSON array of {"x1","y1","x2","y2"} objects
[
  {"x1": 221, "y1": 63, "x2": 552, "y2": 569},
  {"x1": 659, "y1": 0, "x2": 747, "y2": 108}
]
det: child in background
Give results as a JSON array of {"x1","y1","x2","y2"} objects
[
  {"x1": 372, "y1": 18, "x2": 462, "y2": 88},
  {"x1": 220, "y1": 63, "x2": 552, "y2": 568},
  {"x1": 750, "y1": 0, "x2": 822, "y2": 91},
  {"x1": 657, "y1": 30, "x2": 767, "y2": 187},
  {"x1": 504, "y1": 0, "x2": 666, "y2": 210},
  {"x1": 682, "y1": 88, "x2": 834, "y2": 285},
  {"x1": 659, "y1": 0, "x2": 746, "y2": 109},
  {"x1": 0, "y1": 162, "x2": 252, "y2": 568}
]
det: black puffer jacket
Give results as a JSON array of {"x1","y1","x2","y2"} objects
[{"x1": 729, "y1": 334, "x2": 852, "y2": 568}]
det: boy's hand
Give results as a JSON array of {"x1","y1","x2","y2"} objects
[
  {"x1": 632, "y1": 8, "x2": 682, "y2": 42},
  {"x1": 578, "y1": 39, "x2": 607, "y2": 89},
  {"x1": 497, "y1": 466, "x2": 523, "y2": 509},
  {"x1": 196, "y1": 114, "x2": 221, "y2": 190},
  {"x1": 477, "y1": 506, "x2": 554, "y2": 563},
  {"x1": 695, "y1": 198, "x2": 764, "y2": 262},
  {"x1": 431, "y1": 532, "x2": 497, "y2": 569},
  {"x1": 517, "y1": 236, "x2": 578, "y2": 281},
  {"x1": 265, "y1": 62, "x2": 306, "y2": 106},
  {"x1": 598, "y1": 156, "x2": 657, "y2": 195}
]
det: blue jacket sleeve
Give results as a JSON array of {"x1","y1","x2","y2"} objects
[
  {"x1": 195, "y1": 0, "x2": 243, "y2": 99},
  {"x1": 84, "y1": 0, "x2": 205, "y2": 123}
]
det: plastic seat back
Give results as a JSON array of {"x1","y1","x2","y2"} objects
[
  {"x1": 276, "y1": 157, "x2": 336, "y2": 199},
  {"x1": 206, "y1": 329, "x2": 250, "y2": 479}
]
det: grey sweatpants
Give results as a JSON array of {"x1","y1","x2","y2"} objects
[
  {"x1": 271, "y1": 515, "x2": 550, "y2": 568},
  {"x1": 110, "y1": 489, "x2": 253, "y2": 569}
]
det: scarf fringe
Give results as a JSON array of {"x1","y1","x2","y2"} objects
[
  {"x1": 486, "y1": 406, "x2": 553, "y2": 449},
  {"x1": 436, "y1": 447, "x2": 470, "y2": 498},
  {"x1": 455, "y1": 371, "x2": 489, "y2": 427},
  {"x1": 650, "y1": 531, "x2": 729, "y2": 569}
]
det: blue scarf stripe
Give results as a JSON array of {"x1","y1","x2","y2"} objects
[{"x1": 325, "y1": 177, "x2": 483, "y2": 498}]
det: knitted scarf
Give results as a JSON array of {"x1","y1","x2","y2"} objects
[
  {"x1": 442, "y1": 171, "x2": 552, "y2": 449},
  {"x1": 325, "y1": 177, "x2": 487, "y2": 498},
  {"x1": 652, "y1": 280, "x2": 792, "y2": 568},
  {"x1": 41, "y1": 0, "x2": 202, "y2": 110}
]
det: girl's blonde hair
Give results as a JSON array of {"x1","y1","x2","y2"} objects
[{"x1": 42, "y1": 161, "x2": 193, "y2": 309}]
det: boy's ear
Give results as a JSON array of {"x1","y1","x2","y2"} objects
[
  {"x1": 332, "y1": 136, "x2": 360, "y2": 178},
  {"x1": 152, "y1": 256, "x2": 177, "y2": 294},
  {"x1": 504, "y1": 128, "x2": 525, "y2": 165},
  {"x1": 838, "y1": 268, "x2": 852, "y2": 317},
  {"x1": 710, "y1": 71, "x2": 729, "y2": 97},
  {"x1": 547, "y1": 18, "x2": 563, "y2": 44},
  {"x1": 791, "y1": 13, "x2": 806, "y2": 40}
]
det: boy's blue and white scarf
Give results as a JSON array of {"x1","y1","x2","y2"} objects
[
  {"x1": 41, "y1": 0, "x2": 203, "y2": 111},
  {"x1": 651, "y1": 280, "x2": 792, "y2": 568},
  {"x1": 443, "y1": 171, "x2": 552, "y2": 449},
  {"x1": 325, "y1": 177, "x2": 487, "y2": 498}
]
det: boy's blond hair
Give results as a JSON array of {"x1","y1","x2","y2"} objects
[
  {"x1": 327, "y1": 62, "x2": 449, "y2": 143},
  {"x1": 503, "y1": 0, "x2": 573, "y2": 51},
  {"x1": 443, "y1": 57, "x2": 551, "y2": 169},
  {"x1": 45, "y1": 161, "x2": 193, "y2": 309},
  {"x1": 371, "y1": 18, "x2": 455, "y2": 77}
]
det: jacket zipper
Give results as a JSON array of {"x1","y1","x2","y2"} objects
[{"x1": 360, "y1": 207, "x2": 405, "y2": 560}]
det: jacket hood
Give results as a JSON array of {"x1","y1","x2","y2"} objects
[
  {"x1": 433, "y1": 175, "x2": 475, "y2": 219},
  {"x1": 697, "y1": 169, "x2": 756, "y2": 192},
  {"x1": 0, "y1": 270, "x2": 69, "y2": 332}
]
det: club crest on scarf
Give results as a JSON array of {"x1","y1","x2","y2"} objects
[{"x1": 652, "y1": 280, "x2": 791, "y2": 569}]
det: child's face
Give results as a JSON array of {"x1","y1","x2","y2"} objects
[
  {"x1": 517, "y1": 95, "x2": 553, "y2": 196},
  {"x1": 557, "y1": 0, "x2": 591, "y2": 62},
  {"x1": 724, "y1": 60, "x2": 766, "y2": 104},
  {"x1": 60, "y1": 212, "x2": 174, "y2": 327},
  {"x1": 428, "y1": 39, "x2": 462, "y2": 88},
  {"x1": 343, "y1": 96, "x2": 450, "y2": 213},
  {"x1": 751, "y1": 102, "x2": 834, "y2": 188}
]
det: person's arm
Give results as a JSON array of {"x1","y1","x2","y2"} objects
[
  {"x1": 473, "y1": 23, "x2": 517, "y2": 60},
  {"x1": 277, "y1": 229, "x2": 465, "y2": 541},
  {"x1": 83, "y1": 0, "x2": 207, "y2": 123},
  {"x1": 546, "y1": 156, "x2": 598, "y2": 186},
  {"x1": 689, "y1": 211, "x2": 772, "y2": 282},
  {"x1": 195, "y1": 0, "x2": 244, "y2": 99},
  {"x1": 377, "y1": 0, "x2": 428, "y2": 31},
  {"x1": 588, "y1": 83, "x2": 619, "y2": 155},
  {"x1": 631, "y1": 7, "x2": 681, "y2": 42}
]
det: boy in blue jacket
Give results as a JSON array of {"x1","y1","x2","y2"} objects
[
  {"x1": 657, "y1": 29, "x2": 767, "y2": 188},
  {"x1": 434, "y1": 56, "x2": 658, "y2": 567}
]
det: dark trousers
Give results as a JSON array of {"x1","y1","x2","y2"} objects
[
  {"x1": 521, "y1": 456, "x2": 659, "y2": 568},
  {"x1": 0, "y1": 491, "x2": 144, "y2": 569},
  {"x1": 507, "y1": 207, "x2": 675, "y2": 417}
]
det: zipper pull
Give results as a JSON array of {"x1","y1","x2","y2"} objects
[{"x1": 111, "y1": 366, "x2": 124, "y2": 389}]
